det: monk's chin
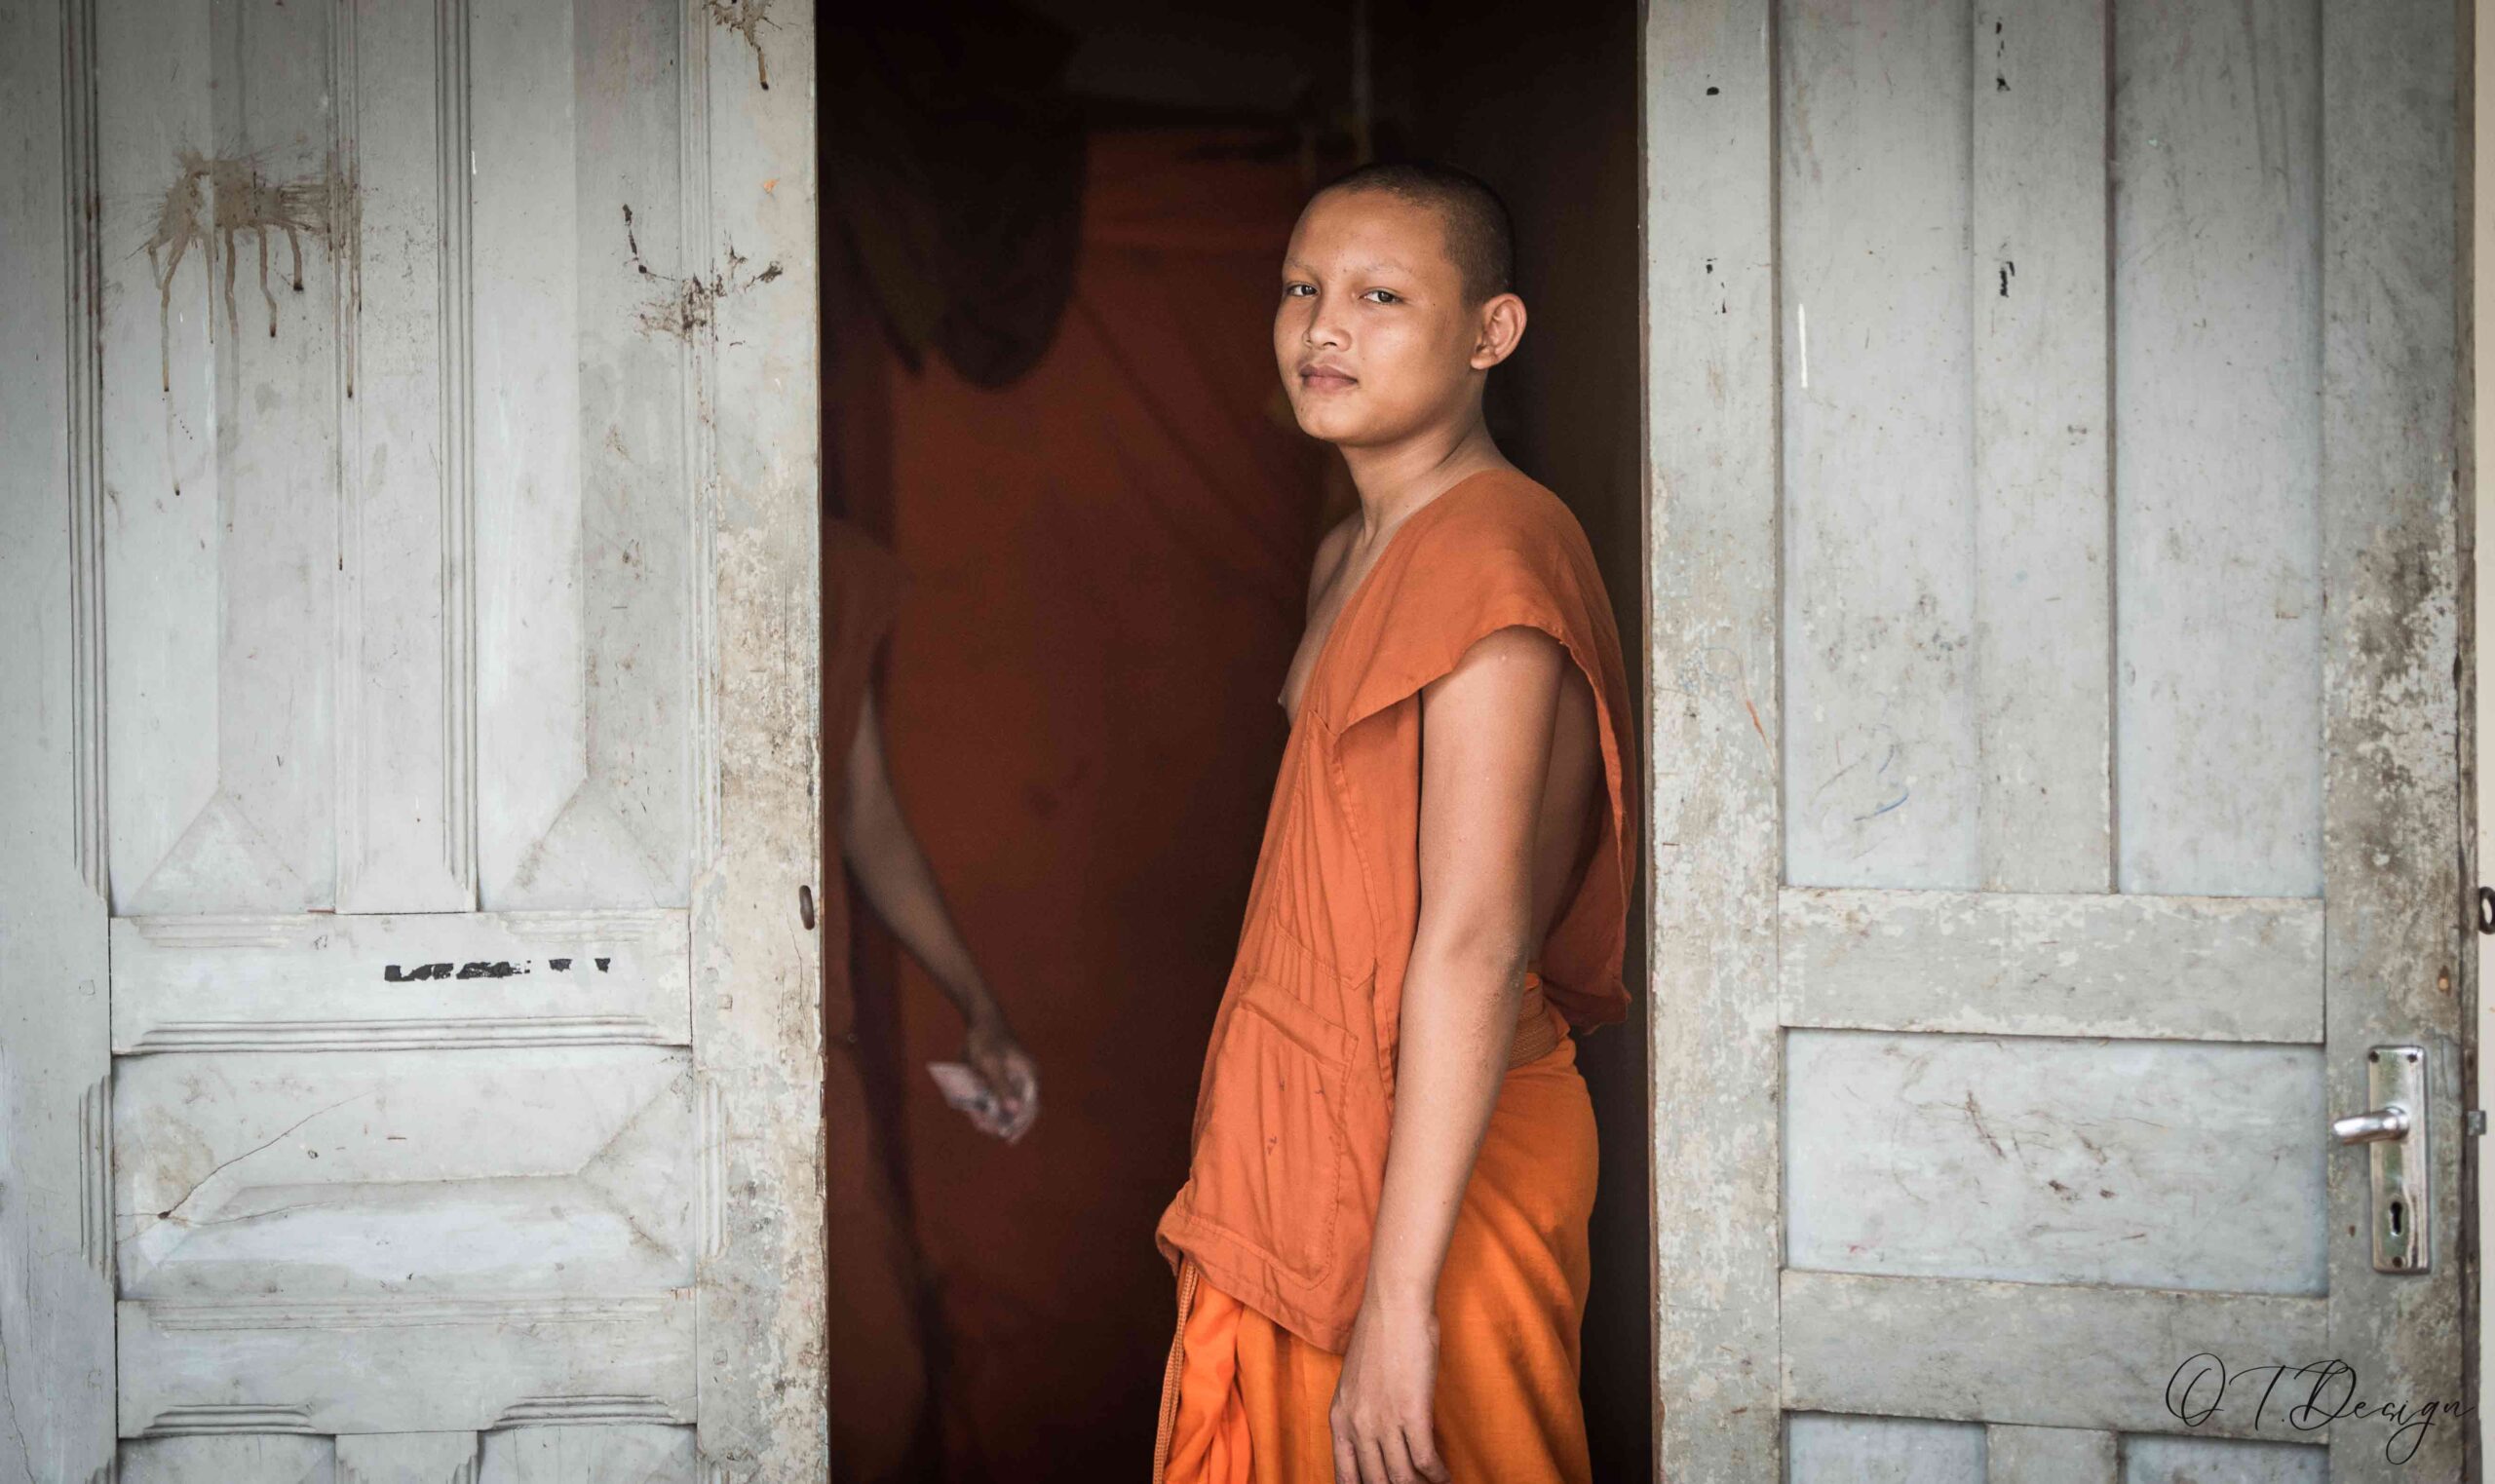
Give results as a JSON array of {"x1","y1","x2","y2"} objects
[{"x1": 1289, "y1": 404, "x2": 1390, "y2": 447}]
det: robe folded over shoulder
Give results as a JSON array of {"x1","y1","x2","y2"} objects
[{"x1": 1150, "y1": 470, "x2": 1636, "y2": 1482}]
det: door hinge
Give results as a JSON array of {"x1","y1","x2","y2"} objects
[
  {"x1": 2477, "y1": 886, "x2": 2495, "y2": 934},
  {"x1": 2471, "y1": 1109, "x2": 2487, "y2": 1137}
]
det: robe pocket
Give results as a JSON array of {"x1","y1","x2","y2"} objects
[{"x1": 1192, "y1": 972, "x2": 1361, "y2": 1286}]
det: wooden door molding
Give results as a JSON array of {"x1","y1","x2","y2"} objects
[{"x1": 1, "y1": 0, "x2": 117, "y2": 1476}]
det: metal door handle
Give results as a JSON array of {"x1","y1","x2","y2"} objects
[
  {"x1": 2332, "y1": 1106, "x2": 2412, "y2": 1144},
  {"x1": 2336, "y1": 1045, "x2": 2429, "y2": 1274}
]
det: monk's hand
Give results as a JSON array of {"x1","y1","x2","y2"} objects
[
  {"x1": 1329, "y1": 1297, "x2": 1448, "y2": 1484},
  {"x1": 962, "y1": 1010, "x2": 1040, "y2": 1143}
]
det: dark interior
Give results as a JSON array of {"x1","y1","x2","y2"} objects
[{"x1": 817, "y1": 5, "x2": 1645, "y2": 1477}]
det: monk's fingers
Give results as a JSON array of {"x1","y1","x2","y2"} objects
[
  {"x1": 969, "y1": 1050, "x2": 1016, "y2": 1106},
  {"x1": 1004, "y1": 1056, "x2": 1040, "y2": 1117},
  {"x1": 994, "y1": 1058, "x2": 1038, "y2": 1141},
  {"x1": 1329, "y1": 1418, "x2": 1361, "y2": 1484},
  {"x1": 1330, "y1": 1407, "x2": 1388, "y2": 1484},
  {"x1": 1401, "y1": 1422, "x2": 1450, "y2": 1484},
  {"x1": 977, "y1": 1053, "x2": 1040, "y2": 1135},
  {"x1": 965, "y1": 1084, "x2": 1017, "y2": 1138},
  {"x1": 1380, "y1": 1425, "x2": 1442, "y2": 1484},
  {"x1": 1360, "y1": 1433, "x2": 1403, "y2": 1484}
]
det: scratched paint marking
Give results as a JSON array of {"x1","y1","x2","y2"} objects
[
  {"x1": 383, "y1": 958, "x2": 617, "y2": 981},
  {"x1": 142, "y1": 149, "x2": 363, "y2": 393},
  {"x1": 1809, "y1": 722, "x2": 1913, "y2": 854}
]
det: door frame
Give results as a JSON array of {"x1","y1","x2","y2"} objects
[
  {"x1": 677, "y1": 0, "x2": 829, "y2": 1475},
  {"x1": 1642, "y1": 0, "x2": 2474, "y2": 1476}
]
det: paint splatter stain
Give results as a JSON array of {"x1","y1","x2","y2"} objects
[
  {"x1": 623, "y1": 203, "x2": 783, "y2": 340},
  {"x1": 143, "y1": 148, "x2": 362, "y2": 393},
  {"x1": 705, "y1": 0, "x2": 775, "y2": 91}
]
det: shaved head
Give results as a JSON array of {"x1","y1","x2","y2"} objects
[{"x1": 1315, "y1": 160, "x2": 1516, "y2": 306}]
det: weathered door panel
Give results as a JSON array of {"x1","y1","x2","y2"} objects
[
  {"x1": 2, "y1": 2, "x2": 122, "y2": 1477},
  {"x1": 120, "y1": 1434, "x2": 337, "y2": 1484},
  {"x1": 113, "y1": 1046, "x2": 699, "y2": 1301},
  {"x1": 1651, "y1": 0, "x2": 2465, "y2": 1478},
  {"x1": 108, "y1": 910, "x2": 694, "y2": 1052},
  {"x1": 96, "y1": 0, "x2": 348, "y2": 920},
  {"x1": 2, "y1": 0, "x2": 824, "y2": 1475},
  {"x1": 470, "y1": 0, "x2": 704, "y2": 917}
]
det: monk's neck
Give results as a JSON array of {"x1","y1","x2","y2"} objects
[{"x1": 1339, "y1": 421, "x2": 1513, "y2": 539}]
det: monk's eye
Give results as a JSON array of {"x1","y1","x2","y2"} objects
[
  {"x1": 1283, "y1": 283, "x2": 1316, "y2": 298},
  {"x1": 1362, "y1": 288, "x2": 1401, "y2": 305}
]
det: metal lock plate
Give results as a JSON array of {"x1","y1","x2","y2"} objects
[{"x1": 2330, "y1": 1045, "x2": 2429, "y2": 1275}]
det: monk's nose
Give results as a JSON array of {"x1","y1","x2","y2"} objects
[{"x1": 1303, "y1": 293, "x2": 1348, "y2": 350}]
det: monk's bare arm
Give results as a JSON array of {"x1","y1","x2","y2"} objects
[
  {"x1": 1331, "y1": 624, "x2": 1565, "y2": 1480},
  {"x1": 838, "y1": 690, "x2": 987, "y2": 1008},
  {"x1": 838, "y1": 690, "x2": 1037, "y2": 1136},
  {"x1": 1370, "y1": 623, "x2": 1562, "y2": 1299}
]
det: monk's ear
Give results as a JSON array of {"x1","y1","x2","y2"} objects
[{"x1": 1469, "y1": 291, "x2": 1527, "y2": 371}]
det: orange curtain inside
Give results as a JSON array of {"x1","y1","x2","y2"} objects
[{"x1": 837, "y1": 128, "x2": 1331, "y2": 1480}]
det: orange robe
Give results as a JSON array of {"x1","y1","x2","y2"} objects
[
  {"x1": 1156, "y1": 989, "x2": 1598, "y2": 1484},
  {"x1": 1150, "y1": 471, "x2": 1635, "y2": 1483}
]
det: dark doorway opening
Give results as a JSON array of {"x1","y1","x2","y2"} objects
[{"x1": 816, "y1": 7, "x2": 1646, "y2": 1479}]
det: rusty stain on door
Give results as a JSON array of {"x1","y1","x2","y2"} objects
[{"x1": 143, "y1": 148, "x2": 363, "y2": 394}]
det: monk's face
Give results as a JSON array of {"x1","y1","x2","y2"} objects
[{"x1": 1275, "y1": 189, "x2": 1506, "y2": 448}]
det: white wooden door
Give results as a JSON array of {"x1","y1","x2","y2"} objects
[
  {"x1": 1649, "y1": 0, "x2": 2468, "y2": 1479},
  {"x1": 1, "y1": 1, "x2": 825, "y2": 1478}
]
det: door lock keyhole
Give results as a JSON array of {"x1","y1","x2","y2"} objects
[{"x1": 2336, "y1": 1044, "x2": 2430, "y2": 1274}]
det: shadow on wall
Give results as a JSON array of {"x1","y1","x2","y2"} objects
[{"x1": 1397, "y1": 4, "x2": 1652, "y2": 1478}]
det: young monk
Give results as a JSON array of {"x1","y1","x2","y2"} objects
[{"x1": 1151, "y1": 162, "x2": 1635, "y2": 1484}]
